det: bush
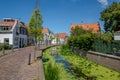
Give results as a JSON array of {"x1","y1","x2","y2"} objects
[
  {"x1": 93, "y1": 40, "x2": 120, "y2": 54},
  {"x1": 60, "y1": 44, "x2": 73, "y2": 56},
  {"x1": 68, "y1": 34, "x2": 95, "y2": 51},
  {"x1": 0, "y1": 43, "x2": 12, "y2": 51}
]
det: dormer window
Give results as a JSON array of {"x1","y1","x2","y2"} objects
[
  {"x1": 0, "y1": 26, "x2": 11, "y2": 31},
  {"x1": 3, "y1": 18, "x2": 14, "y2": 22}
]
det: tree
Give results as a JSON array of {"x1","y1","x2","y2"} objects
[
  {"x1": 71, "y1": 26, "x2": 92, "y2": 36},
  {"x1": 101, "y1": 31, "x2": 114, "y2": 43},
  {"x1": 100, "y1": 2, "x2": 120, "y2": 32},
  {"x1": 68, "y1": 26, "x2": 95, "y2": 50},
  {"x1": 29, "y1": 7, "x2": 43, "y2": 46}
]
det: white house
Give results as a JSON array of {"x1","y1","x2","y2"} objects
[
  {"x1": 0, "y1": 18, "x2": 28, "y2": 48},
  {"x1": 51, "y1": 37, "x2": 57, "y2": 45},
  {"x1": 57, "y1": 33, "x2": 68, "y2": 44},
  {"x1": 41, "y1": 28, "x2": 54, "y2": 45},
  {"x1": 114, "y1": 31, "x2": 120, "y2": 40}
]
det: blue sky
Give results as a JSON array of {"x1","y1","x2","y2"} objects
[{"x1": 0, "y1": 0, "x2": 119, "y2": 34}]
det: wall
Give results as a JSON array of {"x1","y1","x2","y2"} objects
[
  {"x1": 87, "y1": 51, "x2": 120, "y2": 72},
  {"x1": 71, "y1": 47, "x2": 120, "y2": 72},
  {"x1": 0, "y1": 33, "x2": 13, "y2": 44}
]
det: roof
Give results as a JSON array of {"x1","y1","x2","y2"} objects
[
  {"x1": 42, "y1": 28, "x2": 49, "y2": 34},
  {"x1": 70, "y1": 23, "x2": 100, "y2": 33},
  {"x1": 57, "y1": 33, "x2": 67, "y2": 39},
  {"x1": 24, "y1": 24, "x2": 29, "y2": 28},
  {"x1": 0, "y1": 22, "x2": 15, "y2": 27}
]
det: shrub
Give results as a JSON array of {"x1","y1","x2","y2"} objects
[
  {"x1": 0, "y1": 43, "x2": 12, "y2": 50},
  {"x1": 68, "y1": 33, "x2": 95, "y2": 51}
]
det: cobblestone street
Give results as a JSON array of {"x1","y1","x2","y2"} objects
[{"x1": 0, "y1": 46, "x2": 45, "y2": 80}]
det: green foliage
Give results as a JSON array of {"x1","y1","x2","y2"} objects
[
  {"x1": 71, "y1": 26, "x2": 92, "y2": 36},
  {"x1": 100, "y1": 2, "x2": 120, "y2": 31},
  {"x1": 29, "y1": 7, "x2": 43, "y2": 44},
  {"x1": 93, "y1": 39, "x2": 120, "y2": 54},
  {"x1": 0, "y1": 43, "x2": 12, "y2": 50},
  {"x1": 69, "y1": 26, "x2": 97, "y2": 51},
  {"x1": 59, "y1": 46, "x2": 120, "y2": 80},
  {"x1": 43, "y1": 47, "x2": 75, "y2": 80},
  {"x1": 68, "y1": 33, "x2": 95, "y2": 51},
  {"x1": 45, "y1": 63, "x2": 59, "y2": 80},
  {"x1": 101, "y1": 31, "x2": 114, "y2": 43},
  {"x1": 93, "y1": 39, "x2": 111, "y2": 53},
  {"x1": 60, "y1": 44, "x2": 73, "y2": 56}
]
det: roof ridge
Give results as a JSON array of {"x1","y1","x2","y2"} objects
[{"x1": 71, "y1": 22, "x2": 99, "y2": 25}]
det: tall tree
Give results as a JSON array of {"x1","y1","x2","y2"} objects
[
  {"x1": 100, "y1": 2, "x2": 120, "y2": 32},
  {"x1": 29, "y1": 0, "x2": 43, "y2": 46}
]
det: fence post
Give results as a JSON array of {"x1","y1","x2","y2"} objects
[{"x1": 28, "y1": 53, "x2": 31, "y2": 65}]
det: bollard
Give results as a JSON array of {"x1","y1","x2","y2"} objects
[
  {"x1": 28, "y1": 53, "x2": 31, "y2": 65},
  {"x1": 2, "y1": 48, "x2": 5, "y2": 54}
]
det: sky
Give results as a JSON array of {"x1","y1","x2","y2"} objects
[{"x1": 0, "y1": 0, "x2": 119, "y2": 34}]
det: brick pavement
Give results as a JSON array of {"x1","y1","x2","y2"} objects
[{"x1": 0, "y1": 46, "x2": 45, "y2": 80}]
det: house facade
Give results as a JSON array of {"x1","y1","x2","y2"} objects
[
  {"x1": 57, "y1": 33, "x2": 68, "y2": 44},
  {"x1": 0, "y1": 18, "x2": 28, "y2": 48},
  {"x1": 42, "y1": 28, "x2": 54, "y2": 45},
  {"x1": 114, "y1": 31, "x2": 120, "y2": 40},
  {"x1": 70, "y1": 22, "x2": 100, "y2": 34}
]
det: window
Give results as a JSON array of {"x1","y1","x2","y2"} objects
[
  {"x1": 14, "y1": 37, "x2": 18, "y2": 45},
  {"x1": 0, "y1": 26, "x2": 10, "y2": 31},
  {"x1": 4, "y1": 38, "x2": 9, "y2": 44}
]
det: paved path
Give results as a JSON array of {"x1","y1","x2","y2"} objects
[{"x1": 0, "y1": 46, "x2": 46, "y2": 80}]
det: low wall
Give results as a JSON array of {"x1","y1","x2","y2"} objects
[
  {"x1": 87, "y1": 51, "x2": 120, "y2": 72},
  {"x1": 71, "y1": 47, "x2": 120, "y2": 72}
]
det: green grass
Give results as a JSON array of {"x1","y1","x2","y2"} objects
[
  {"x1": 43, "y1": 47, "x2": 76, "y2": 80},
  {"x1": 43, "y1": 46, "x2": 120, "y2": 80},
  {"x1": 59, "y1": 45, "x2": 120, "y2": 80}
]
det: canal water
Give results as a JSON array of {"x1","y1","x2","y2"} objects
[{"x1": 54, "y1": 54, "x2": 70, "y2": 72}]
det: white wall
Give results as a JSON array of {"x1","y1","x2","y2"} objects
[
  {"x1": 51, "y1": 38, "x2": 57, "y2": 44},
  {"x1": 114, "y1": 33, "x2": 120, "y2": 40},
  {"x1": 59, "y1": 38, "x2": 65, "y2": 44},
  {"x1": 0, "y1": 33, "x2": 13, "y2": 44},
  {"x1": 114, "y1": 35, "x2": 120, "y2": 40}
]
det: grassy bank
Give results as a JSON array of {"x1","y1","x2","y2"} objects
[
  {"x1": 59, "y1": 45, "x2": 120, "y2": 80},
  {"x1": 43, "y1": 47, "x2": 76, "y2": 80}
]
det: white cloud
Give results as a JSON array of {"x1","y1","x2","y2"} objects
[{"x1": 97, "y1": 0, "x2": 108, "y2": 6}]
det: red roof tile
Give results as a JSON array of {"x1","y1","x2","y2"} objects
[
  {"x1": 42, "y1": 28, "x2": 49, "y2": 34},
  {"x1": 57, "y1": 33, "x2": 67, "y2": 39},
  {"x1": 0, "y1": 22, "x2": 15, "y2": 27},
  {"x1": 70, "y1": 23, "x2": 100, "y2": 33},
  {"x1": 24, "y1": 24, "x2": 29, "y2": 28}
]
